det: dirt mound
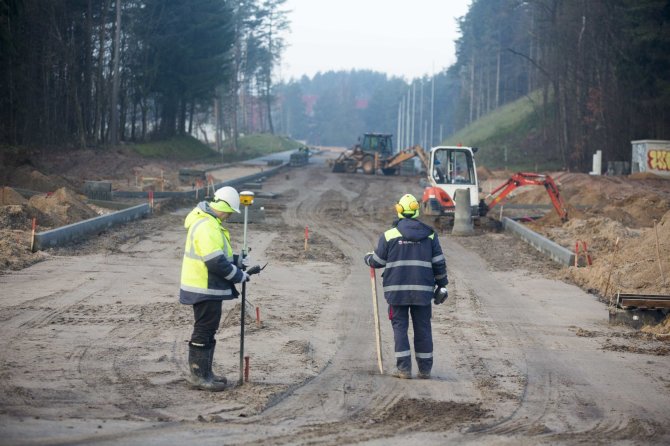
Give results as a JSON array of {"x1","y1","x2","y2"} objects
[
  {"x1": 508, "y1": 172, "x2": 670, "y2": 300},
  {"x1": 5, "y1": 165, "x2": 69, "y2": 192},
  {"x1": 642, "y1": 314, "x2": 670, "y2": 336},
  {"x1": 510, "y1": 173, "x2": 670, "y2": 228},
  {"x1": 0, "y1": 228, "x2": 46, "y2": 270},
  {"x1": 564, "y1": 210, "x2": 670, "y2": 297},
  {"x1": 476, "y1": 166, "x2": 492, "y2": 181},
  {"x1": 28, "y1": 187, "x2": 99, "y2": 227},
  {"x1": 1, "y1": 187, "x2": 27, "y2": 205},
  {"x1": 0, "y1": 186, "x2": 102, "y2": 271},
  {"x1": 0, "y1": 204, "x2": 47, "y2": 230}
]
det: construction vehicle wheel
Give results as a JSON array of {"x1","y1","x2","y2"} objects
[
  {"x1": 344, "y1": 160, "x2": 357, "y2": 173},
  {"x1": 362, "y1": 156, "x2": 375, "y2": 175},
  {"x1": 381, "y1": 168, "x2": 397, "y2": 176}
]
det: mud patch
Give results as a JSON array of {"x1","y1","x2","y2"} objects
[
  {"x1": 601, "y1": 341, "x2": 670, "y2": 356},
  {"x1": 370, "y1": 398, "x2": 490, "y2": 432}
]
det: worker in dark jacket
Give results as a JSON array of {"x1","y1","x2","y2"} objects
[
  {"x1": 179, "y1": 186, "x2": 250, "y2": 391},
  {"x1": 364, "y1": 193, "x2": 449, "y2": 379}
]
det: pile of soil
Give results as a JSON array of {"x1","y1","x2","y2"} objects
[
  {"x1": 505, "y1": 172, "x2": 670, "y2": 297},
  {"x1": 642, "y1": 314, "x2": 670, "y2": 336},
  {"x1": 28, "y1": 187, "x2": 99, "y2": 227},
  {"x1": 0, "y1": 147, "x2": 184, "y2": 273},
  {"x1": 0, "y1": 186, "x2": 100, "y2": 271},
  {"x1": 30, "y1": 148, "x2": 183, "y2": 192}
]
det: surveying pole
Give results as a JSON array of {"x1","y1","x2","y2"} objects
[{"x1": 239, "y1": 190, "x2": 254, "y2": 385}]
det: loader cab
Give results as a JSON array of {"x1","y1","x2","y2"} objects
[
  {"x1": 360, "y1": 133, "x2": 394, "y2": 158},
  {"x1": 429, "y1": 146, "x2": 479, "y2": 212}
]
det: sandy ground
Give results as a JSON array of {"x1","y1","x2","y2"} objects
[{"x1": 1, "y1": 151, "x2": 669, "y2": 444}]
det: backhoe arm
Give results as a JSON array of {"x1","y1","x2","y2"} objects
[
  {"x1": 485, "y1": 172, "x2": 568, "y2": 221},
  {"x1": 383, "y1": 145, "x2": 430, "y2": 170}
]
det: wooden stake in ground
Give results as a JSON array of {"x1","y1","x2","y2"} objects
[
  {"x1": 304, "y1": 226, "x2": 309, "y2": 251},
  {"x1": 369, "y1": 266, "x2": 384, "y2": 374},
  {"x1": 604, "y1": 237, "x2": 620, "y2": 306},
  {"x1": 654, "y1": 219, "x2": 666, "y2": 289},
  {"x1": 30, "y1": 218, "x2": 36, "y2": 252}
]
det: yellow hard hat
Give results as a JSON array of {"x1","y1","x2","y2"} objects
[{"x1": 395, "y1": 194, "x2": 420, "y2": 219}]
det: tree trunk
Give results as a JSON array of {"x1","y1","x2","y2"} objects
[
  {"x1": 110, "y1": 0, "x2": 122, "y2": 145},
  {"x1": 188, "y1": 100, "x2": 195, "y2": 135}
]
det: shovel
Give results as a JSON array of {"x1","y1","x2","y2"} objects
[{"x1": 369, "y1": 266, "x2": 384, "y2": 374}]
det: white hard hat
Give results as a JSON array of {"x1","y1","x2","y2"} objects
[{"x1": 212, "y1": 186, "x2": 240, "y2": 213}]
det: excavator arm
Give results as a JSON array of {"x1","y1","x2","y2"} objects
[
  {"x1": 382, "y1": 145, "x2": 430, "y2": 170},
  {"x1": 485, "y1": 172, "x2": 568, "y2": 221}
]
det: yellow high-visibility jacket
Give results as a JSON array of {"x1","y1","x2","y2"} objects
[{"x1": 179, "y1": 203, "x2": 243, "y2": 305}]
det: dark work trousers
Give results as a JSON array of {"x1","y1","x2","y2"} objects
[
  {"x1": 389, "y1": 304, "x2": 433, "y2": 373},
  {"x1": 191, "y1": 300, "x2": 223, "y2": 347}
]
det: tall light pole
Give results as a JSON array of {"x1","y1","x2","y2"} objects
[{"x1": 430, "y1": 73, "x2": 435, "y2": 147}]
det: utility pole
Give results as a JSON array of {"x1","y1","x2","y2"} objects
[
  {"x1": 434, "y1": 73, "x2": 441, "y2": 148},
  {"x1": 419, "y1": 80, "x2": 424, "y2": 148},
  {"x1": 396, "y1": 101, "x2": 401, "y2": 153},
  {"x1": 405, "y1": 89, "x2": 410, "y2": 149},
  {"x1": 411, "y1": 82, "x2": 416, "y2": 146}
]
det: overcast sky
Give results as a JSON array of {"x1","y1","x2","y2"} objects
[{"x1": 279, "y1": 0, "x2": 472, "y2": 82}]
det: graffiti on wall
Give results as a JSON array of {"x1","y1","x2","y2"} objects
[{"x1": 648, "y1": 150, "x2": 670, "y2": 171}]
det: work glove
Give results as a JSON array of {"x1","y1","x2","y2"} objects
[
  {"x1": 236, "y1": 254, "x2": 251, "y2": 269},
  {"x1": 364, "y1": 252, "x2": 374, "y2": 266},
  {"x1": 240, "y1": 271, "x2": 251, "y2": 283},
  {"x1": 433, "y1": 287, "x2": 448, "y2": 305}
]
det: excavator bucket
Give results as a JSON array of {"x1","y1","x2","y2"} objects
[{"x1": 331, "y1": 162, "x2": 346, "y2": 173}]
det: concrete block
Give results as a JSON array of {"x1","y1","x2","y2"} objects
[
  {"x1": 452, "y1": 189, "x2": 474, "y2": 236},
  {"x1": 502, "y1": 217, "x2": 575, "y2": 266},
  {"x1": 33, "y1": 204, "x2": 151, "y2": 251},
  {"x1": 84, "y1": 181, "x2": 112, "y2": 200}
]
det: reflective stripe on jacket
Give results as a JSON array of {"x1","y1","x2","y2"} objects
[
  {"x1": 368, "y1": 218, "x2": 448, "y2": 305},
  {"x1": 179, "y1": 203, "x2": 244, "y2": 305}
]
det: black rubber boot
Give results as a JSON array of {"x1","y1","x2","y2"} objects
[
  {"x1": 209, "y1": 340, "x2": 227, "y2": 385},
  {"x1": 187, "y1": 342, "x2": 226, "y2": 392}
]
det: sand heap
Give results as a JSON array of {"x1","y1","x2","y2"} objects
[
  {"x1": 503, "y1": 172, "x2": 670, "y2": 299},
  {"x1": 0, "y1": 187, "x2": 100, "y2": 271},
  {"x1": 28, "y1": 187, "x2": 99, "y2": 227},
  {"x1": 5, "y1": 165, "x2": 68, "y2": 193},
  {"x1": 1, "y1": 186, "x2": 28, "y2": 205},
  {"x1": 559, "y1": 209, "x2": 670, "y2": 297}
]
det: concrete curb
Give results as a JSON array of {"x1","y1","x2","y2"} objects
[
  {"x1": 502, "y1": 217, "x2": 575, "y2": 266},
  {"x1": 33, "y1": 204, "x2": 151, "y2": 251},
  {"x1": 112, "y1": 164, "x2": 284, "y2": 200},
  {"x1": 32, "y1": 163, "x2": 286, "y2": 251}
]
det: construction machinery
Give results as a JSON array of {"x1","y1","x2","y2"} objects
[
  {"x1": 480, "y1": 172, "x2": 568, "y2": 221},
  {"x1": 289, "y1": 146, "x2": 310, "y2": 167},
  {"x1": 421, "y1": 146, "x2": 568, "y2": 224},
  {"x1": 330, "y1": 133, "x2": 429, "y2": 175}
]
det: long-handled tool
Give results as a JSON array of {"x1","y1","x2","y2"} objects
[
  {"x1": 239, "y1": 190, "x2": 254, "y2": 386},
  {"x1": 369, "y1": 266, "x2": 384, "y2": 374}
]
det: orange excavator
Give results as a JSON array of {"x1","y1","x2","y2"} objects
[
  {"x1": 420, "y1": 146, "x2": 568, "y2": 223},
  {"x1": 480, "y1": 172, "x2": 568, "y2": 221}
]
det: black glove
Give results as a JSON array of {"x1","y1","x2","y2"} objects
[
  {"x1": 364, "y1": 252, "x2": 374, "y2": 266},
  {"x1": 433, "y1": 287, "x2": 448, "y2": 305}
]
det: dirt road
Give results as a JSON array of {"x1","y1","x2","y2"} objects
[{"x1": 1, "y1": 152, "x2": 669, "y2": 445}]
